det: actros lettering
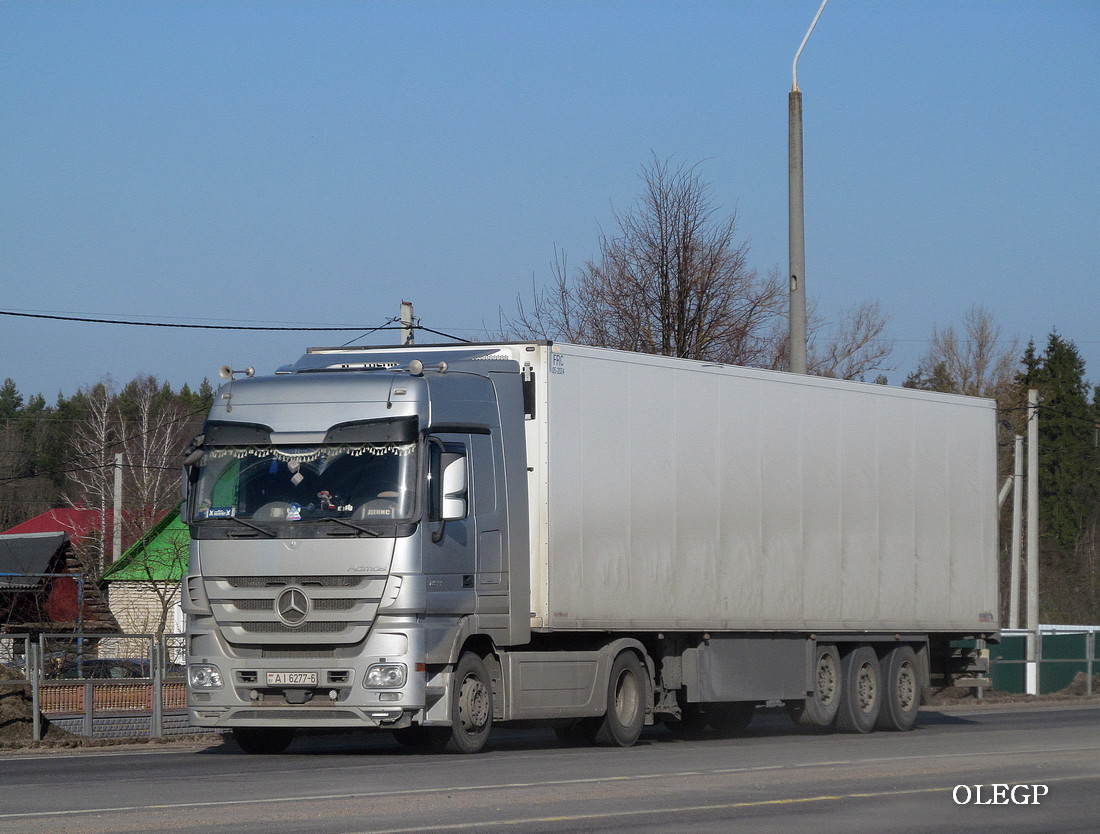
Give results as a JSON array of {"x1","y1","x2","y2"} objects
[{"x1": 952, "y1": 784, "x2": 1049, "y2": 805}]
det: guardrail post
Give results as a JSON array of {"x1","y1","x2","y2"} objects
[
  {"x1": 1032, "y1": 629, "x2": 1043, "y2": 695},
  {"x1": 151, "y1": 637, "x2": 164, "y2": 738},
  {"x1": 83, "y1": 681, "x2": 93, "y2": 737},
  {"x1": 1089, "y1": 630, "x2": 1095, "y2": 696},
  {"x1": 30, "y1": 638, "x2": 42, "y2": 742}
]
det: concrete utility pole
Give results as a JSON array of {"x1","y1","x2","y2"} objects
[
  {"x1": 1026, "y1": 388, "x2": 1040, "y2": 694},
  {"x1": 1009, "y1": 434, "x2": 1024, "y2": 630},
  {"x1": 401, "y1": 301, "x2": 415, "y2": 345},
  {"x1": 112, "y1": 452, "x2": 123, "y2": 566},
  {"x1": 788, "y1": 0, "x2": 828, "y2": 375}
]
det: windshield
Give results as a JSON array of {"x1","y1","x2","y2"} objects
[{"x1": 191, "y1": 442, "x2": 417, "y2": 525}]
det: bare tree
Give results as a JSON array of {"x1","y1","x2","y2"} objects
[
  {"x1": 118, "y1": 376, "x2": 192, "y2": 543},
  {"x1": 61, "y1": 380, "x2": 118, "y2": 573},
  {"x1": 905, "y1": 305, "x2": 1019, "y2": 400},
  {"x1": 507, "y1": 156, "x2": 786, "y2": 364},
  {"x1": 765, "y1": 299, "x2": 894, "y2": 381},
  {"x1": 62, "y1": 376, "x2": 200, "y2": 575},
  {"x1": 506, "y1": 156, "x2": 892, "y2": 377},
  {"x1": 808, "y1": 300, "x2": 893, "y2": 381}
]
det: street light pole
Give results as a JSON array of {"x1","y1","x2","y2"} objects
[
  {"x1": 789, "y1": 0, "x2": 829, "y2": 375},
  {"x1": 1026, "y1": 387, "x2": 1040, "y2": 694}
]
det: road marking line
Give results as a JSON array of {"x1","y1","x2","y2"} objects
[
  {"x1": 354, "y1": 774, "x2": 1100, "y2": 833},
  {"x1": 3, "y1": 766, "x2": 1100, "y2": 822}
]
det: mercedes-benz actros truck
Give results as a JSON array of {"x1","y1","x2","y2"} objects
[{"x1": 182, "y1": 341, "x2": 998, "y2": 753}]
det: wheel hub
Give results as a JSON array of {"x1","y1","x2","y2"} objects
[
  {"x1": 817, "y1": 654, "x2": 838, "y2": 704},
  {"x1": 857, "y1": 663, "x2": 878, "y2": 713},
  {"x1": 458, "y1": 675, "x2": 491, "y2": 730}
]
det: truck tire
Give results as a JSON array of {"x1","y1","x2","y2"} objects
[
  {"x1": 875, "y1": 646, "x2": 920, "y2": 731},
  {"x1": 232, "y1": 727, "x2": 294, "y2": 754},
  {"x1": 787, "y1": 643, "x2": 841, "y2": 729},
  {"x1": 592, "y1": 651, "x2": 647, "y2": 747},
  {"x1": 445, "y1": 652, "x2": 494, "y2": 754},
  {"x1": 835, "y1": 646, "x2": 881, "y2": 734},
  {"x1": 707, "y1": 702, "x2": 756, "y2": 736}
]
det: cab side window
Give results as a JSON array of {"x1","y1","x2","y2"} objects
[{"x1": 428, "y1": 440, "x2": 468, "y2": 522}]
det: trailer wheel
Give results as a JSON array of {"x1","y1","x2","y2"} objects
[
  {"x1": 232, "y1": 727, "x2": 294, "y2": 754},
  {"x1": 876, "y1": 646, "x2": 920, "y2": 731},
  {"x1": 835, "y1": 646, "x2": 881, "y2": 734},
  {"x1": 445, "y1": 652, "x2": 494, "y2": 754},
  {"x1": 787, "y1": 643, "x2": 841, "y2": 729},
  {"x1": 592, "y1": 651, "x2": 646, "y2": 747},
  {"x1": 707, "y1": 702, "x2": 756, "y2": 736}
]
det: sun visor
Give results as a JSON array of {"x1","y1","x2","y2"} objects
[{"x1": 323, "y1": 416, "x2": 419, "y2": 444}]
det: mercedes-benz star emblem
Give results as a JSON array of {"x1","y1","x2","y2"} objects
[{"x1": 276, "y1": 587, "x2": 310, "y2": 626}]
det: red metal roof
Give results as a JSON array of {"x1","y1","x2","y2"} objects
[{"x1": 2, "y1": 508, "x2": 117, "y2": 541}]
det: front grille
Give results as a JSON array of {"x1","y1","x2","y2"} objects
[
  {"x1": 312, "y1": 599, "x2": 356, "y2": 611},
  {"x1": 232, "y1": 598, "x2": 354, "y2": 612},
  {"x1": 234, "y1": 599, "x2": 274, "y2": 611},
  {"x1": 232, "y1": 709, "x2": 359, "y2": 720},
  {"x1": 209, "y1": 575, "x2": 384, "y2": 646},
  {"x1": 261, "y1": 647, "x2": 338, "y2": 659},
  {"x1": 241, "y1": 621, "x2": 346, "y2": 634},
  {"x1": 227, "y1": 575, "x2": 364, "y2": 588}
]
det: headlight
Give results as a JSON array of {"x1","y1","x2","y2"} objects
[
  {"x1": 364, "y1": 663, "x2": 407, "y2": 688},
  {"x1": 188, "y1": 664, "x2": 223, "y2": 689}
]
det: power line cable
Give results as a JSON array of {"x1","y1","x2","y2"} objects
[
  {"x1": 0, "y1": 309, "x2": 401, "y2": 332},
  {"x1": 413, "y1": 325, "x2": 471, "y2": 343},
  {"x1": 2, "y1": 308, "x2": 470, "y2": 342}
]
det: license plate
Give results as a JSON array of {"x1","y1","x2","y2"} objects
[{"x1": 266, "y1": 671, "x2": 318, "y2": 686}]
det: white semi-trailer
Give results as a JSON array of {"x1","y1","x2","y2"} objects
[{"x1": 182, "y1": 342, "x2": 998, "y2": 753}]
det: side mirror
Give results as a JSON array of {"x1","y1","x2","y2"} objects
[
  {"x1": 181, "y1": 434, "x2": 205, "y2": 507},
  {"x1": 440, "y1": 453, "x2": 468, "y2": 521},
  {"x1": 182, "y1": 433, "x2": 205, "y2": 468}
]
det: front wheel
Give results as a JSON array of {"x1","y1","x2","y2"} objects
[
  {"x1": 445, "y1": 652, "x2": 494, "y2": 754},
  {"x1": 232, "y1": 727, "x2": 295, "y2": 754},
  {"x1": 592, "y1": 652, "x2": 647, "y2": 747}
]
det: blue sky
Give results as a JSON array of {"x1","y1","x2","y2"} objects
[{"x1": 2, "y1": 1, "x2": 1098, "y2": 399}]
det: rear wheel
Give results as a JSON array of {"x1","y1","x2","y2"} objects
[
  {"x1": 876, "y1": 646, "x2": 920, "y2": 731},
  {"x1": 835, "y1": 646, "x2": 881, "y2": 734},
  {"x1": 592, "y1": 652, "x2": 647, "y2": 747},
  {"x1": 232, "y1": 727, "x2": 294, "y2": 754},
  {"x1": 787, "y1": 643, "x2": 842, "y2": 729}
]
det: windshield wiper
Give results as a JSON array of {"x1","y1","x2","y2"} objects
[
  {"x1": 223, "y1": 516, "x2": 277, "y2": 538},
  {"x1": 316, "y1": 517, "x2": 382, "y2": 537}
]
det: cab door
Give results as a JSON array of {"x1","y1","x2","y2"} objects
[{"x1": 423, "y1": 432, "x2": 476, "y2": 615}]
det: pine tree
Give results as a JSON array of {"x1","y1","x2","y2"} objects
[
  {"x1": 0, "y1": 378, "x2": 23, "y2": 420},
  {"x1": 1027, "y1": 333, "x2": 1099, "y2": 554}
]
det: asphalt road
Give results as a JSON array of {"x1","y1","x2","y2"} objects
[{"x1": 1, "y1": 704, "x2": 1098, "y2": 834}]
